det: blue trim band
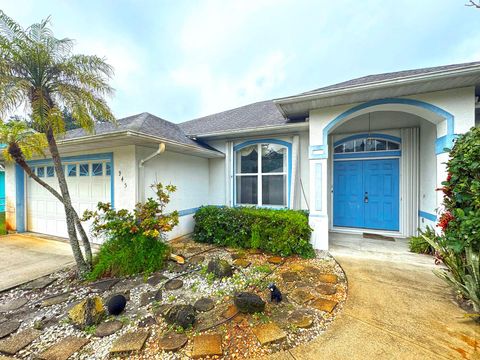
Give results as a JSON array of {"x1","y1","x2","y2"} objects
[
  {"x1": 334, "y1": 150, "x2": 401, "y2": 159},
  {"x1": 311, "y1": 97, "x2": 455, "y2": 159},
  {"x1": 333, "y1": 133, "x2": 401, "y2": 147},
  {"x1": 178, "y1": 207, "x2": 199, "y2": 217},
  {"x1": 233, "y1": 139, "x2": 292, "y2": 208},
  {"x1": 15, "y1": 164, "x2": 25, "y2": 232},
  {"x1": 435, "y1": 134, "x2": 458, "y2": 155},
  {"x1": 419, "y1": 210, "x2": 437, "y2": 222}
]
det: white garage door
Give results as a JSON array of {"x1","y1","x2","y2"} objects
[{"x1": 26, "y1": 160, "x2": 112, "y2": 243}]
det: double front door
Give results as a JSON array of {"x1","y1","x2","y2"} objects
[{"x1": 333, "y1": 159, "x2": 399, "y2": 231}]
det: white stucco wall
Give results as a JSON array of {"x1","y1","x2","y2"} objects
[{"x1": 419, "y1": 120, "x2": 437, "y2": 230}]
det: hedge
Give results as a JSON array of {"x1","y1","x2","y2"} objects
[{"x1": 193, "y1": 206, "x2": 315, "y2": 258}]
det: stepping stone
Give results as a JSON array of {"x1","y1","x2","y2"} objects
[
  {"x1": 153, "y1": 304, "x2": 173, "y2": 317},
  {"x1": 187, "y1": 246, "x2": 202, "y2": 253},
  {"x1": 0, "y1": 299, "x2": 28, "y2": 313},
  {"x1": 89, "y1": 278, "x2": 119, "y2": 292},
  {"x1": 138, "y1": 316, "x2": 157, "y2": 328},
  {"x1": 147, "y1": 273, "x2": 167, "y2": 287},
  {"x1": 267, "y1": 256, "x2": 284, "y2": 265},
  {"x1": 110, "y1": 330, "x2": 149, "y2": 353},
  {"x1": 318, "y1": 274, "x2": 338, "y2": 284},
  {"x1": 0, "y1": 328, "x2": 41, "y2": 354},
  {"x1": 0, "y1": 356, "x2": 16, "y2": 359},
  {"x1": 290, "y1": 264, "x2": 305, "y2": 272},
  {"x1": 289, "y1": 288, "x2": 315, "y2": 304},
  {"x1": 281, "y1": 272, "x2": 300, "y2": 283},
  {"x1": 189, "y1": 255, "x2": 205, "y2": 265},
  {"x1": 192, "y1": 334, "x2": 222, "y2": 358},
  {"x1": 288, "y1": 311, "x2": 314, "y2": 329},
  {"x1": 140, "y1": 290, "x2": 162, "y2": 307},
  {"x1": 221, "y1": 304, "x2": 239, "y2": 319},
  {"x1": 94, "y1": 320, "x2": 123, "y2": 337},
  {"x1": 41, "y1": 293, "x2": 70, "y2": 307},
  {"x1": 252, "y1": 322, "x2": 287, "y2": 345},
  {"x1": 231, "y1": 253, "x2": 245, "y2": 260},
  {"x1": 38, "y1": 336, "x2": 89, "y2": 360},
  {"x1": 194, "y1": 298, "x2": 215, "y2": 312},
  {"x1": 310, "y1": 298, "x2": 338, "y2": 313},
  {"x1": 158, "y1": 332, "x2": 188, "y2": 351},
  {"x1": 164, "y1": 279, "x2": 183, "y2": 290},
  {"x1": 233, "y1": 259, "x2": 251, "y2": 268},
  {"x1": 0, "y1": 322, "x2": 20, "y2": 339},
  {"x1": 316, "y1": 283, "x2": 337, "y2": 295},
  {"x1": 248, "y1": 249, "x2": 262, "y2": 255},
  {"x1": 24, "y1": 276, "x2": 55, "y2": 290},
  {"x1": 303, "y1": 266, "x2": 321, "y2": 275}
]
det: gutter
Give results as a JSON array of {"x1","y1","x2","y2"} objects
[
  {"x1": 274, "y1": 65, "x2": 480, "y2": 108},
  {"x1": 187, "y1": 122, "x2": 309, "y2": 139}
]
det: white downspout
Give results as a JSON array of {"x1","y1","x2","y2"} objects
[{"x1": 139, "y1": 143, "x2": 166, "y2": 202}]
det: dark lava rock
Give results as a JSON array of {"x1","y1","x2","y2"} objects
[
  {"x1": 234, "y1": 292, "x2": 266, "y2": 314},
  {"x1": 107, "y1": 295, "x2": 127, "y2": 316},
  {"x1": 164, "y1": 279, "x2": 183, "y2": 291},
  {"x1": 207, "y1": 258, "x2": 233, "y2": 279},
  {"x1": 164, "y1": 305, "x2": 196, "y2": 329}
]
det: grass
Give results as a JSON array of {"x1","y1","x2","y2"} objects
[{"x1": 0, "y1": 212, "x2": 6, "y2": 235}]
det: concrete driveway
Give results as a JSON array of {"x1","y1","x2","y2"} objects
[
  {"x1": 268, "y1": 234, "x2": 479, "y2": 360},
  {"x1": 0, "y1": 233, "x2": 74, "y2": 291}
]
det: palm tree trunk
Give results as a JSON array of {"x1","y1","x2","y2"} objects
[
  {"x1": 44, "y1": 128, "x2": 88, "y2": 275},
  {"x1": 11, "y1": 150, "x2": 93, "y2": 264}
]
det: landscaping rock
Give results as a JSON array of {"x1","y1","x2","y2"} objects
[
  {"x1": 234, "y1": 292, "x2": 265, "y2": 313},
  {"x1": 288, "y1": 310, "x2": 314, "y2": 328},
  {"x1": 140, "y1": 290, "x2": 161, "y2": 307},
  {"x1": 164, "y1": 304, "x2": 196, "y2": 329},
  {"x1": 252, "y1": 322, "x2": 286, "y2": 345},
  {"x1": 267, "y1": 256, "x2": 284, "y2": 265},
  {"x1": 221, "y1": 304, "x2": 239, "y2": 319},
  {"x1": 281, "y1": 272, "x2": 300, "y2": 283},
  {"x1": 38, "y1": 336, "x2": 89, "y2": 360},
  {"x1": 290, "y1": 264, "x2": 305, "y2": 272},
  {"x1": 24, "y1": 276, "x2": 55, "y2": 290},
  {"x1": 207, "y1": 258, "x2": 233, "y2": 279},
  {"x1": 158, "y1": 332, "x2": 188, "y2": 351},
  {"x1": 194, "y1": 298, "x2": 214, "y2": 312},
  {"x1": 110, "y1": 330, "x2": 149, "y2": 353},
  {"x1": 0, "y1": 298, "x2": 28, "y2": 313},
  {"x1": 68, "y1": 296, "x2": 105, "y2": 329},
  {"x1": 248, "y1": 248, "x2": 262, "y2": 255},
  {"x1": 41, "y1": 292, "x2": 71, "y2": 307},
  {"x1": 0, "y1": 328, "x2": 41, "y2": 354},
  {"x1": 94, "y1": 320, "x2": 123, "y2": 337},
  {"x1": 164, "y1": 279, "x2": 184, "y2": 290},
  {"x1": 89, "y1": 278, "x2": 119, "y2": 292},
  {"x1": 138, "y1": 316, "x2": 156, "y2": 327},
  {"x1": 289, "y1": 288, "x2": 315, "y2": 304},
  {"x1": 146, "y1": 273, "x2": 167, "y2": 287},
  {"x1": 192, "y1": 334, "x2": 223, "y2": 358},
  {"x1": 0, "y1": 321, "x2": 20, "y2": 339},
  {"x1": 189, "y1": 255, "x2": 205, "y2": 265},
  {"x1": 316, "y1": 283, "x2": 337, "y2": 295},
  {"x1": 310, "y1": 298, "x2": 338, "y2": 313},
  {"x1": 318, "y1": 274, "x2": 338, "y2": 284},
  {"x1": 303, "y1": 266, "x2": 321, "y2": 275},
  {"x1": 231, "y1": 252, "x2": 245, "y2": 260},
  {"x1": 33, "y1": 315, "x2": 58, "y2": 330},
  {"x1": 106, "y1": 294, "x2": 127, "y2": 315},
  {"x1": 233, "y1": 259, "x2": 251, "y2": 268}
]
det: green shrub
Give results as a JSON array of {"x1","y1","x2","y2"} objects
[
  {"x1": 193, "y1": 206, "x2": 314, "y2": 258},
  {"x1": 84, "y1": 183, "x2": 179, "y2": 280},
  {"x1": 408, "y1": 226, "x2": 437, "y2": 254}
]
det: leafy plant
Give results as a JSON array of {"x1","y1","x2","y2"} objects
[
  {"x1": 408, "y1": 226, "x2": 437, "y2": 254},
  {"x1": 193, "y1": 206, "x2": 314, "y2": 258},
  {"x1": 84, "y1": 183, "x2": 178, "y2": 280}
]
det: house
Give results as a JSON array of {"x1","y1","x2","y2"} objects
[{"x1": 4, "y1": 61, "x2": 480, "y2": 249}]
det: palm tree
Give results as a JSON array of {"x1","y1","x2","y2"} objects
[
  {"x1": 0, "y1": 120, "x2": 93, "y2": 265},
  {"x1": 0, "y1": 12, "x2": 115, "y2": 275}
]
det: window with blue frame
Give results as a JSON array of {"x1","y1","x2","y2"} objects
[
  {"x1": 37, "y1": 167, "x2": 45, "y2": 177},
  {"x1": 105, "y1": 162, "x2": 111, "y2": 176},
  {"x1": 79, "y1": 163, "x2": 89, "y2": 176},
  {"x1": 92, "y1": 163, "x2": 103, "y2": 176},
  {"x1": 31, "y1": 167, "x2": 36, "y2": 175},
  {"x1": 235, "y1": 143, "x2": 287, "y2": 206},
  {"x1": 67, "y1": 164, "x2": 77, "y2": 177},
  {"x1": 334, "y1": 137, "x2": 401, "y2": 154},
  {"x1": 46, "y1": 166, "x2": 54, "y2": 177}
]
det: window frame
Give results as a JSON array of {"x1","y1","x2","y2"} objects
[
  {"x1": 234, "y1": 142, "x2": 288, "y2": 208},
  {"x1": 334, "y1": 137, "x2": 401, "y2": 155}
]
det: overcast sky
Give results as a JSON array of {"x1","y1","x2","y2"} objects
[{"x1": 1, "y1": 0, "x2": 479, "y2": 122}]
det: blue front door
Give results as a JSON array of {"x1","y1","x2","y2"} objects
[{"x1": 333, "y1": 159, "x2": 399, "y2": 231}]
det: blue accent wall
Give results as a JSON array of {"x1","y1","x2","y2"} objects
[
  {"x1": 233, "y1": 139, "x2": 292, "y2": 208},
  {"x1": 15, "y1": 164, "x2": 25, "y2": 232},
  {"x1": 419, "y1": 210, "x2": 437, "y2": 222}
]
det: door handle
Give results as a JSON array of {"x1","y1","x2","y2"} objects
[{"x1": 364, "y1": 192, "x2": 369, "y2": 203}]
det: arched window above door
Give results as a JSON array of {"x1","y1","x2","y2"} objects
[{"x1": 334, "y1": 134, "x2": 401, "y2": 155}]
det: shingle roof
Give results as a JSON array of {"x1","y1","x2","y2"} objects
[
  {"x1": 301, "y1": 61, "x2": 480, "y2": 95},
  {"x1": 178, "y1": 100, "x2": 291, "y2": 136},
  {"x1": 63, "y1": 112, "x2": 218, "y2": 152}
]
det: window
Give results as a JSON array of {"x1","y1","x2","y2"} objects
[
  {"x1": 37, "y1": 167, "x2": 45, "y2": 178},
  {"x1": 67, "y1": 164, "x2": 77, "y2": 177},
  {"x1": 31, "y1": 167, "x2": 36, "y2": 175},
  {"x1": 334, "y1": 137, "x2": 401, "y2": 154},
  {"x1": 105, "y1": 162, "x2": 111, "y2": 176},
  {"x1": 46, "y1": 166, "x2": 54, "y2": 177},
  {"x1": 235, "y1": 143, "x2": 287, "y2": 206},
  {"x1": 79, "y1": 163, "x2": 89, "y2": 176},
  {"x1": 92, "y1": 163, "x2": 103, "y2": 176}
]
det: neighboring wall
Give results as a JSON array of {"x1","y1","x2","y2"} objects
[{"x1": 136, "y1": 146, "x2": 210, "y2": 240}]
